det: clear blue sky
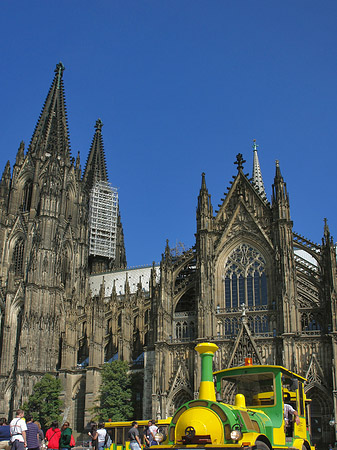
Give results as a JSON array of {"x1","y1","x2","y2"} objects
[{"x1": 1, "y1": 1, "x2": 336, "y2": 266}]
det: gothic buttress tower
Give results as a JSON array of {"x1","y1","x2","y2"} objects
[{"x1": 0, "y1": 63, "x2": 89, "y2": 416}]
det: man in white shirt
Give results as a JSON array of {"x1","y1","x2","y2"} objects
[
  {"x1": 10, "y1": 409, "x2": 27, "y2": 450},
  {"x1": 284, "y1": 403, "x2": 300, "y2": 423},
  {"x1": 148, "y1": 421, "x2": 158, "y2": 446}
]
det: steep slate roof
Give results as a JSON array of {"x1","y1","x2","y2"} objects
[
  {"x1": 82, "y1": 119, "x2": 109, "y2": 192},
  {"x1": 28, "y1": 62, "x2": 70, "y2": 160}
]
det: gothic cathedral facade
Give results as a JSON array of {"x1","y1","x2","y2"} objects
[{"x1": 0, "y1": 64, "x2": 336, "y2": 449}]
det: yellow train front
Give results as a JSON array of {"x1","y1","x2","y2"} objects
[{"x1": 158, "y1": 343, "x2": 314, "y2": 450}]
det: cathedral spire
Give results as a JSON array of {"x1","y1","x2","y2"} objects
[
  {"x1": 197, "y1": 172, "x2": 212, "y2": 232},
  {"x1": 82, "y1": 118, "x2": 109, "y2": 192},
  {"x1": 252, "y1": 140, "x2": 267, "y2": 200},
  {"x1": 28, "y1": 62, "x2": 70, "y2": 160},
  {"x1": 272, "y1": 160, "x2": 290, "y2": 220}
]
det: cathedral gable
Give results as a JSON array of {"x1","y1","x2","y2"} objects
[
  {"x1": 215, "y1": 171, "x2": 271, "y2": 230},
  {"x1": 215, "y1": 199, "x2": 273, "y2": 258},
  {"x1": 14, "y1": 155, "x2": 35, "y2": 184},
  {"x1": 305, "y1": 353, "x2": 327, "y2": 389},
  {"x1": 8, "y1": 214, "x2": 28, "y2": 241},
  {"x1": 226, "y1": 317, "x2": 263, "y2": 367},
  {"x1": 167, "y1": 362, "x2": 192, "y2": 398}
]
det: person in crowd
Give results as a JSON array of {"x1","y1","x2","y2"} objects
[
  {"x1": 10, "y1": 409, "x2": 27, "y2": 450},
  {"x1": 128, "y1": 422, "x2": 141, "y2": 450},
  {"x1": 283, "y1": 393, "x2": 300, "y2": 436},
  {"x1": 34, "y1": 422, "x2": 44, "y2": 448},
  {"x1": 88, "y1": 423, "x2": 98, "y2": 450},
  {"x1": 104, "y1": 430, "x2": 112, "y2": 450},
  {"x1": 26, "y1": 416, "x2": 39, "y2": 450},
  {"x1": 144, "y1": 422, "x2": 151, "y2": 448},
  {"x1": 0, "y1": 418, "x2": 10, "y2": 450},
  {"x1": 96, "y1": 423, "x2": 106, "y2": 450},
  {"x1": 59, "y1": 422, "x2": 72, "y2": 450},
  {"x1": 45, "y1": 421, "x2": 61, "y2": 450},
  {"x1": 148, "y1": 420, "x2": 158, "y2": 446}
]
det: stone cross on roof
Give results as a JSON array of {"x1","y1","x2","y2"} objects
[{"x1": 234, "y1": 153, "x2": 246, "y2": 171}]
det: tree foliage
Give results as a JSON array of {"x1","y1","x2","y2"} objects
[
  {"x1": 22, "y1": 374, "x2": 63, "y2": 430},
  {"x1": 95, "y1": 360, "x2": 134, "y2": 421}
]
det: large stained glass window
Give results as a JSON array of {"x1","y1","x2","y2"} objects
[{"x1": 223, "y1": 244, "x2": 268, "y2": 310}]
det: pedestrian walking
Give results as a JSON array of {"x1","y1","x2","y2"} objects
[
  {"x1": 59, "y1": 422, "x2": 72, "y2": 450},
  {"x1": 0, "y1": 418, "x2": 10, "y2": 450},
  {"x1": 97, "y1": 423, "x2": 106, "y2": 450},
  {"x1": 128, "y1": 422, "x2": 141, "y2": 450},
  {"x1": 45, "y1": 422, "x2": 61, "y2": 450},
  {"x1": 9, "y1": 409, "x2": 27, "y2": 450},
  {"x1": 88, "y1": 424, "x2": 98, "y2": 450},
  {"x1": 26, "y1": 417, "x2": 39, "y2": 450}
]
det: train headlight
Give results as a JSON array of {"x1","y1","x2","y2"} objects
[{"x1": 230, "y1": 428, "x2": 242, "y2": 441}]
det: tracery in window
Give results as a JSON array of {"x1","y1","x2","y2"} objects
[
  {"x1": 223, "y1": 244, "x2": 268, "y2": 310},
  {"x1": 301, "y1": 312, "x2": 320, "y2": 332},
  {"x1": 13, "y1": 238, "x2": 25, "y2": 276}
]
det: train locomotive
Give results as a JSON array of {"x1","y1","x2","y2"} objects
[{"x1": 158, "y1": 343, "x2": 314, "y2": 450}]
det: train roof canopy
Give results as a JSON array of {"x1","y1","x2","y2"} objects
[{"x1": 213, "y1": 364, "x2": 307, "y2": 383}]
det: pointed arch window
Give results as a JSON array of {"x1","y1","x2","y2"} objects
[
  {"x1": 223, "y1": 244, "x2": 268, "y2": 311},
  {"x1": 61, "y1": 249, "x2": 69, "y2": 286},
  {"x1": 22, "y1": 181, "x2": 33, "y2": 212},
  {"x1": 13, "y1": 238, "x2": 25, "y2": 276}
]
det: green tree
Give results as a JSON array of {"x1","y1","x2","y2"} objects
[
  {"x1": 95, "y1": 360, "x2": 134, "y2": 421},
  {"x1": 22, "y1": 374, "x2": 63, "y2": 430}
]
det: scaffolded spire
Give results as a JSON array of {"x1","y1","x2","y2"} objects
[
  {"x1": 84, "y1": 120, "x2": 121, "y2": 270},
  {"x1": 252, "y1": 139, "x2": 267, "y2": 200},
  {"x1": 82, "y1": 119, "x2": 109, "y2": 192},
  {"x1": 28, "y1": 62, "x2": 70, "y2": 160}
]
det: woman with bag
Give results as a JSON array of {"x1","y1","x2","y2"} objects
[
  {"x1": 45, "y1": 422, "x2": 61, "y2": 450},
  {"x1": 88, "y1": 424, "x2": 98, "y2": 450}
]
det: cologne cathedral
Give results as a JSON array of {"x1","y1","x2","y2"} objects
[{"x1": 0, "y1": 64, "x2": 336, "y2": 448}]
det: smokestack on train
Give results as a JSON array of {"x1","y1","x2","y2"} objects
[{"x1": 195, "y1": 342, "x2": 219, "y2": 401}]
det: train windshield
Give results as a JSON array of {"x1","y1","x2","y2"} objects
[{"x1": 220, "y1": 372, "x2": 275, "y2": 407}]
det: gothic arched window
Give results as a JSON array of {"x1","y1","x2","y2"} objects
[
  {"x1": 61, "y1": 249, "x2": 69, "y2": 286},
  {"x1": 22, "y1": 181, "x2": 33, "y2": 212},
  {"x1": 223, "y1": 244, "x2": 268, "y2": 310},
  {"x1": 13, "y1": 238, "x2": 25, "y2": 276}
]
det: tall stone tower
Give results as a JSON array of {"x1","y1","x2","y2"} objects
[
  {"x1": 0, "y1": 63, "x2": 126, "y2": 425},
  {"x1": 0, "y1": 62, "x2": 89, "y2": 414}
]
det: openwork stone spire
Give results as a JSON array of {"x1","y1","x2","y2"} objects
[
  {"x1": 82, "y1": 118, "x2": 109, "y2": 192},
  {"x1": 28, "y1": 62, "x2": 70, "y2": 160},
  {"x1": 252, "y1": 139, "x2": 267, "y2": 200}
]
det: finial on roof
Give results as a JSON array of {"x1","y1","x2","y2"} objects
[
  {"x1": 95, "y1": 118, "x2": 103, "y2": 132},
  {"x1": 54, "y1": 62, "x2": 65, "y2": 88},
  {"x1": 55, "y1": 62, "x2": 65, "y2": 75},
  {"x1": 234, "y1": 153, "x2": 245, "y2": 171},
  {"x1": 276, "y1": 160, "x2": 279, "y2": 167},
  {"x1": 324, "y1": 218, "x2": 330, "y2": 241},
  {"x1": 253, "y1": 139, "x2": 258, "y2": 152}
]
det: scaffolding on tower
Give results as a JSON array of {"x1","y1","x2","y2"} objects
[{"x1": 89, "y1": 180, "x2": 118, "y2": 259}]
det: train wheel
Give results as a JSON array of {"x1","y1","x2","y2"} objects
[{"x1": 255, "y1": 441, "x2": 270, "y2": 450}]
